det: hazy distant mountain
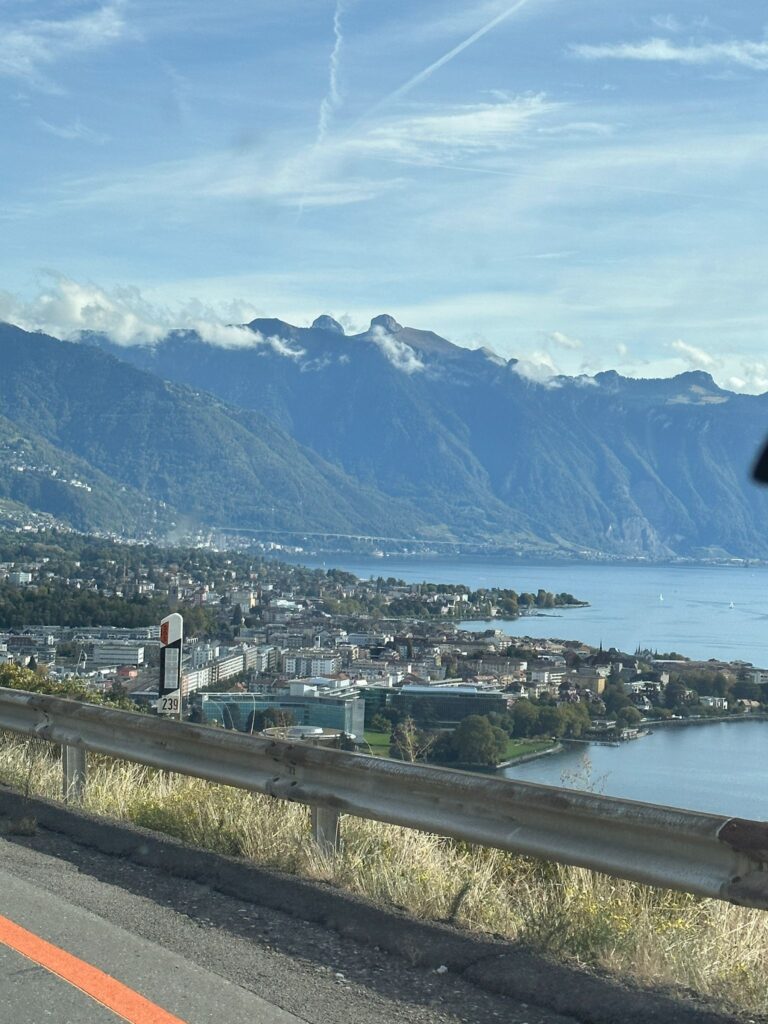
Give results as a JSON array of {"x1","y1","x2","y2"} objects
[
  {"x1": 86, "y1": 313, "x2": 768, "y2": 559},
  {"x1": 4, "y1": 316, "x2": 768, "y2": 556},
  {"x1": 0, "y1": 323, "x2": 444, "y2": 542}
]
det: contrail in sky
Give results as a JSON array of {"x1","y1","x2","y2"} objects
[
  {"x1": 317, "y1": 0, "x2": 348, "y2": 143},
  {"x1": 371, "y1": 0, "x2": 533, "y2": 112}
]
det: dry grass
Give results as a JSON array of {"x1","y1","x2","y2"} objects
[{"x1": 1, "y1": 733, "x2": 765, "y2": 1017}]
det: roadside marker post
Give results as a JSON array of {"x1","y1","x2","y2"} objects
[{"x1": 158, "y1": 613, "x2": 183, "y2": 719}]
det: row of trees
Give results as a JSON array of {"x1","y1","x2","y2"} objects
[
  {"x1": 377, "y1": 695, "x2": 611, "y2": 767},
  {"x1": 323, "y1": 586, "x2": 584, "y2": 620},
  {"x1": 386, "y1": 714, "x2": 508, "y2": 766},
  {"x1": 375, "y1": 695, "x2": 600, "y2": 745},
  {"x1": 601, "y1": 670, "x2": 767, "y2": 717},
  {"x1": 0, "y1": 583, "x2": 170, "y2": 629},
  {"x1": 0, "y1": 663, "x2": 138, "y2": 711},
  {"x1": 0, "y1": 581, "x2": 220, "y2": 636}
]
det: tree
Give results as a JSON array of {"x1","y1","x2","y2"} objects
[
  {"x1": 617, "y1": 706, "x2": 642, "y2": 727},
  {"x1": 559, "y1": 702, "x2": 591, "y2": 737},
  {"x1": 389, "y1": 716, "x2": 434, "y2": 762},
  {"x1": 369, "y1": 712, "x2": 391, "y2": 733},
  {"x1": 537, "y1": 704, "x2": 562, "y2": 737},
  {"x1": 732, "y1": 677, "x2": 762, "y2": 701},
  {"x1": 510, "y1": 699, "x2": 539, "y2": 738},
  {"x1": 712, "y1": 672, "x2": 730, "y2": 698},
  {"x1": 487, "y1": 710, "x2": 514, "y2": 735},
  {"x1": 447, "y1": 715, "x2": 506, "y2": 767},
  {"x1": 664, "y1": 680, "x2": 689, "y2": 710},
  {"x1": 603, "y1": 683, "x2": 631, "y2": 714},
  {"x1": 0, "y1": 664, "x2": 138, "y2": 712}
]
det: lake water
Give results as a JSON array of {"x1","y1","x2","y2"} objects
[
  {"x1": 282, "y1": 554, "x2": 768, "y2": 666},
  {"x1": 502, "y1": 720, "x2": 768, "y2": 818},
  {"x1": 278, "y1": 553, "x2": 768, "y2": 816}
]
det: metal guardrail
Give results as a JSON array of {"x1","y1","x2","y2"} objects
[{"x1": 1, "y1": 686, "x2": 767, "y2": 908}]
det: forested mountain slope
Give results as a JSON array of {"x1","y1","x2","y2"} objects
[
  {"x1": 89, "y1": 314, "x2": 768, "y2": 558},
  {"x1": 0, "y1": 323, "x2": 442, "y2": 542}
]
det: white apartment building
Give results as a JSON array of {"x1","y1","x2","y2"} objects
[
  {"x1": 188, "y1": 643, "x2": 219, "y2": 669},
  {"x1": 211, "y1": 651, "x2": 245, "y2": 685},
  {"x1": 283, "y1": 650, "x2": 342, "y2": 678},
  {"x1": 91, "y1": 642, "x2": 145, "y2": 667},
  {"x1": 181, "y1": 666, "x2": 212, "y2": 696}
]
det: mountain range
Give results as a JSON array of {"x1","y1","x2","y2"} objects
[{"x1": 2, "y1": 314, "x2": 768, "y2": 559}]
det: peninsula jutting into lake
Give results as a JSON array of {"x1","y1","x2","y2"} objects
[{"x1": 3, "y1": 531, "x2": 767, "y2": 819}]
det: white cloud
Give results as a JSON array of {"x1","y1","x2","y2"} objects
[
  {"x1": 369, "y1": 325, "x2": 424, "y2": 374},
  {"x1": 336, "y1": 313, "x2": 364, "y2": 334},
  {"x1": 316, "y1": 0, "x2": 350, "y2": 144},
  {"x1": 616, "y1": 342, "x2": 629, "y2": 357},
  {"x1": 183, "y1": 320, "x2": 304, "y2": 357},
  {"x1": 729, "y1": 362, "x2": 768, "y2": 394},
  {"x1": 511, "y1": 350, "x2": 561, "y2": 383},
  {"x1": 59, "y1": 146, "x2": 404, "y2": 210},
  {"x1": 572, "y1": 37, "x2": 768, "y2": 71},
  {"x1": 359, "y1": 95, "x2": 558, "y2": 157},
  {"x1": 0, "y1": 275, "x2": 305, "y2": 357},
  {"x1": 549, "y1": 330, "x2": 581, "y2": 350},
  {"x1": 0, "y1": 2, "x2": 129, "y2": 91},
  {"x1": 35, "y1": 117, "x2": 108, "y2": 143},
  {"x1": 536, "y1": 121, "x2": 614, "y2": 137},
  {"x1": 670, "y1": 338, "x2": 716, "y2": 370}
]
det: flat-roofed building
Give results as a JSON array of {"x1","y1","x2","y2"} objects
[
  {"x1": 91, "y1": 642, "x2": 145, "y2": 667},
  {"x1": 193, "y1": 688, "x2": 364, "y2": 737},
  {"x1": 392, "y1": 684, "x2": 506, "y2": 724}
]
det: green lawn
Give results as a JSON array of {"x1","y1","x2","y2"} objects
[
  {"x1": 362, "y1": 730, "x2": 392, "y2": 756},
  {"x1": 363, "y1": 731, "x2": 553, "y2": 763},
  {"x1": 503, "y1": 738, "x2": 554, "y2": 761}
]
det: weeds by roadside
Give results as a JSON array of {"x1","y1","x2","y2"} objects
[{"x1": 0, "y1": 732, "x2": 764, "y2": 1017}]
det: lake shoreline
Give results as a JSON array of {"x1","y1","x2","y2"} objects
[
  {"x1": 649, "y1": 713, "x2": 768, "y2": 727},
  {"x1": 496, "y1": 741, "x2": 563, "y2": 768},
  {"x1": 500, "y1": 719, "x2": 768, "y2": 817}
]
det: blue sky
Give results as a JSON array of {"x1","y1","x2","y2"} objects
[{"x1": 2, "y1": 0, "x2": 768, "y2": 389}]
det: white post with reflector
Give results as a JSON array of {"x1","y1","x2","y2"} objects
[{"x1": 158, "y1": 612, "x2": 183, "y2": 718}]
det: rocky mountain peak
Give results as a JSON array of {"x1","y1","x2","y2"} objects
[
  {"x1": 369, "y1": 314, "x2": 402, "y2": 333},
  {"x1": 311, "y1": 315, "x2": 345, "y2": 334}
]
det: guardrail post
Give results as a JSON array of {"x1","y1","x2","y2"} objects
[
  {"x1": 62, "y1": 744, "x2": 87, "y2": 804},
  {"x1": 311, "y1": 805, "x2": 340, "y2": 854}
]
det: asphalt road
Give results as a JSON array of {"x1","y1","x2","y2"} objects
[{"x1": 0, "y1": 826, "x2": 577, "y2": 1024}]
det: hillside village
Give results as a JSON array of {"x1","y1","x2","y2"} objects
[{"x1": 0, "y1": 531, "x2": 766, "y2": 767}]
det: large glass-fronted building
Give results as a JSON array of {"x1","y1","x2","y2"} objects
[
  {"x1": 392, "y1": 685, "x2": 507, "y2": 724},
  {"x1": 192, "y1": 690, "x2": 365, "y2": 737}
]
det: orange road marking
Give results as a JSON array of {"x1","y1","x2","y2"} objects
[{"x1": 0, "y1": 913, "x2": 188, "y2": 1024}]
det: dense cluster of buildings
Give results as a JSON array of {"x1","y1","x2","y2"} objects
[{"x1": 1, "y1": 553, "x2": 764, "y2": 739}]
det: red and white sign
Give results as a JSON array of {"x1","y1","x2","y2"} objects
[{"x1": 158, "y1": 613, "x2": 183, "y2": 717}]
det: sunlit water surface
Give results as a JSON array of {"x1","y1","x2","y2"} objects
[{"x1": 278, "y1": 555, "x2": 768, "y2": 814}]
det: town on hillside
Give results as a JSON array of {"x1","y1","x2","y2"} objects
[{"x1": 0, "y1": 531, "x2": 765, "y2": 769}]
